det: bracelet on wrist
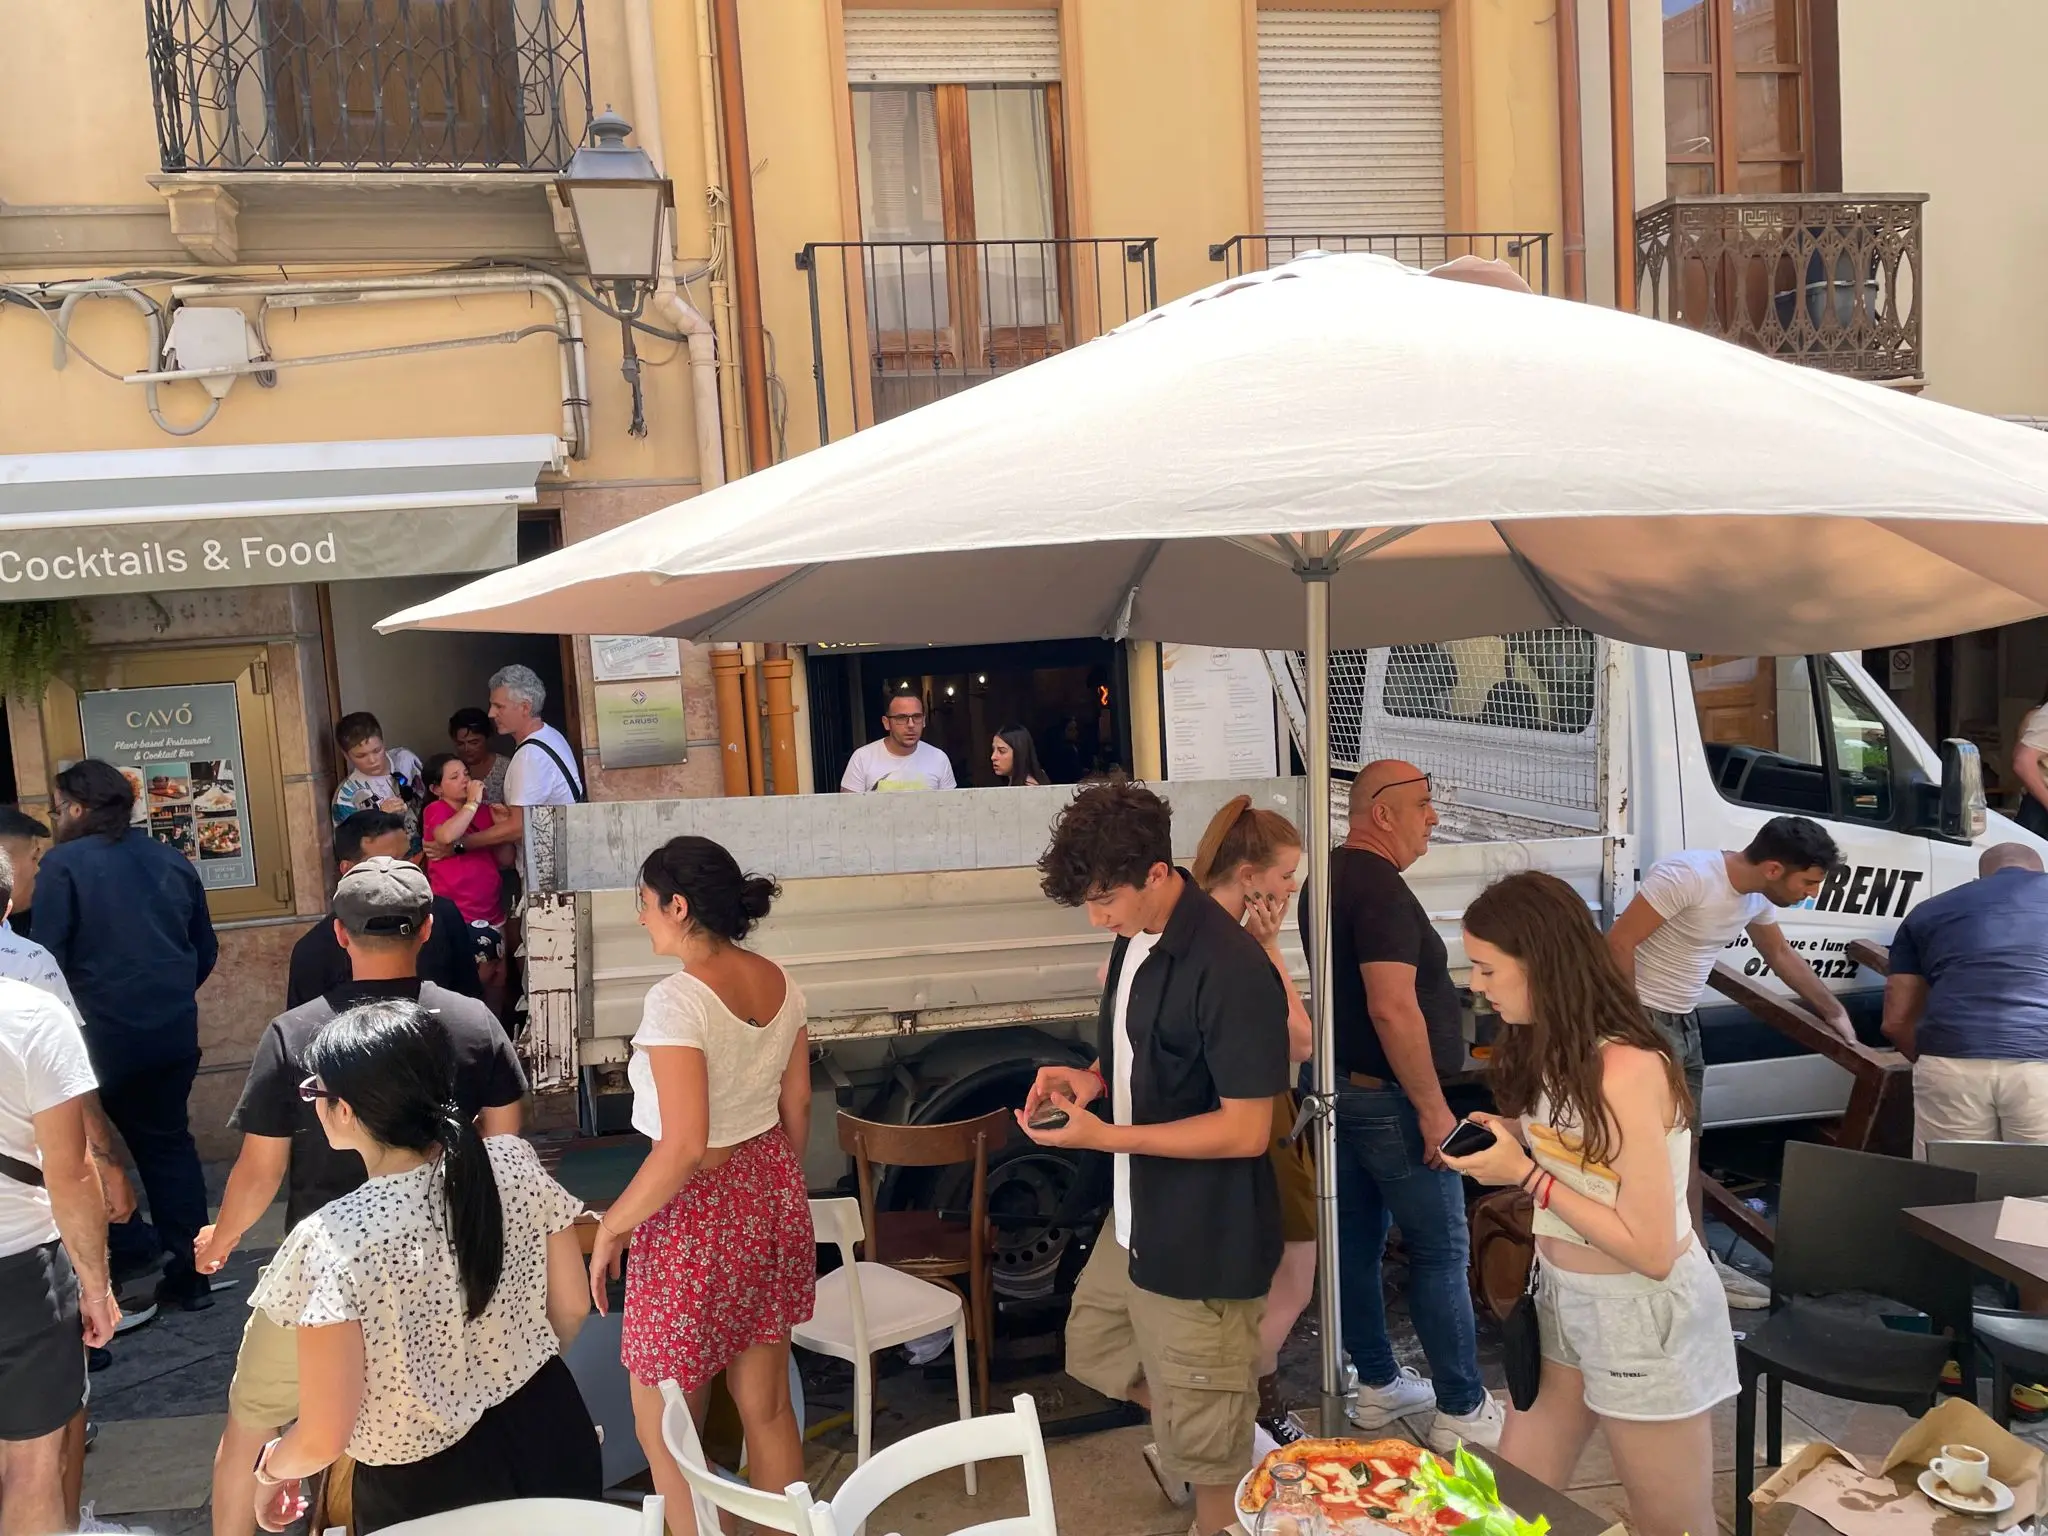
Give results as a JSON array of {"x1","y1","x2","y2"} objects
[{"x1": 254, "y1": 1437, "x2": 285, "y2": 1488}]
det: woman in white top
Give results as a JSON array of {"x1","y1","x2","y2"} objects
[
  {"x1": 588, "y1": 835, "x2": 814, "y2": 1531},
  {"x1": 1440, "y1": 871, "x2": 1736, "y2": 1536},
  {"x1": 248, "y1": 1000, "x2": 596, "y2": 1534}
]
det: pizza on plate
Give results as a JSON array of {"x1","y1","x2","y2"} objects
[{"x1": 1241, "y1": 1438, "x2": 1463, "y2": 1535}]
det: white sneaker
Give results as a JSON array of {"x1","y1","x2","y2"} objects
[
  {"x1": 1714, "y1": 1254, "x2": 1772, "y2": 1310},
  {"x1": 1142, "y1": 1442, "x2": 1193, "y2": 1509},
  {"x1": 1427, "y1": 1393, "x2": 1506, "y2": 1453},
  {"x1": 77, "y1": 1502, "x2": 152, "y2": 1534},
  {"x1": 1346, "y1": 1365, "x2": 1437, "y2": 1429}
]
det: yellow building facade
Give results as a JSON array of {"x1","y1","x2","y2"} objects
[{"x1": 2, "y1": 0, "x2": 1566, "y2": 1143}]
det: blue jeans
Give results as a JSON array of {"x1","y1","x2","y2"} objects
[{"x1": 1334, "y1": 1084, "x2": 1484, "y2": 1416}]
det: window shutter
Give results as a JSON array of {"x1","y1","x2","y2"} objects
[
  {"x1": 844, "y1": 10, "x2": 1061, "y2": 84},
  {"x1": 1257, "y1": 10, "x2": 1445, "y2": 233}
]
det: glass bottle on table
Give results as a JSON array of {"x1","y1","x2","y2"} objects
[{"x1": 1259, "y1": 1462, "x2": 1328, "y2": 1536}]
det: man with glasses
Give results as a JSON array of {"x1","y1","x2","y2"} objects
[
  {"x1": 197, "y1": 859, "x2": 524, "y2": 1536},
  {"x1": 1327, "y1": 760, "x2": 1503, "y2": 1450},
  {"x1": 840, "y1": 685, "x2": 959, "y2": 793}
]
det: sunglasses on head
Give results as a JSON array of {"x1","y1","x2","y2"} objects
[
  {"x1": 298, "y1": 1076, "x2": 340, "y2": 1106},
  {"x1": 1370, "y1": 773, "x2": 1434, "y2": 801}
]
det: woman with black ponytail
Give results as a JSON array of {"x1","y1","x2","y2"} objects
[
  {"x1": 592, "y1": 835, "x2": 813, "y2": 1530},
  {"x1": 246, "y1": 1000, "x2": 598, "y2": 1533}
]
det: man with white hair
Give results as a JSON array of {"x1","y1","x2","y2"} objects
[
  {"x1": 452, "y1": 665, "x2": 585, "y2": 879},
  {"x1": 1884, "y1": 842, "x2": 2048, "y2": 1150}
]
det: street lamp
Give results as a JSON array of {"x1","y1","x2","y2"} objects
[{"x1": 557, "y1": 108, "x2": 674, "y2": 436}]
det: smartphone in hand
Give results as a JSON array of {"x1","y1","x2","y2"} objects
[{"x1": 1438, "y1": 1118, "x2": 1498, "y2": 1160}]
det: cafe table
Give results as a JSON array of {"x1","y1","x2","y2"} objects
[{"x1": 1902, "y1": 1199, "x2": 2048, "y2": 1309}]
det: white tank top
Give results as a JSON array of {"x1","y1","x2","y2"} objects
[{"x1": 1523, "y1": 1071, "x2": 1690, "y2": 1249}]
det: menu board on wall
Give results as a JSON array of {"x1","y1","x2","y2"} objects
[
  {"x1": 1161, "y1": 645, "x2": 1281, "y2": 780},
  {"x1": 79, "y1": 682, "x2": 256, "y2": 891}
]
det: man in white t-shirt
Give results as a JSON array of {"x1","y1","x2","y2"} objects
[
  {"x1": 840, "y1": 686, "x2": 957, "y2": 793},
  {"x1": 455, "y1": 664, "x2": 586, "y2": 880},
  {"x1": 0, "y1": 852, "x2": 121, "y2": 1530},
  {"x1": 1608, "y1": 815, "x2": 1848, "y2": 1306}
]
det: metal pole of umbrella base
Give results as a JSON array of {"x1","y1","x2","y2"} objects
[{"x1": 1297, "y1": 539, "x2": 1347, "y2": 1436}]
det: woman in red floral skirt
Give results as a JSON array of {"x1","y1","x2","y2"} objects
[{"x1": 586, "y1": 836, "x2": 814, "y2": 1528}]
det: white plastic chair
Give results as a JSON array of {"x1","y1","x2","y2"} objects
[
  {"x1": 809, "y1": 1394, "x2": 1055, "y2": 1536},
  {"x1": 370, "y1": 1495, "x2": 666, "y2": 1536},
  {"x1": 793, "y1": 1196, "x2": 977, "y2": 1493},
  {"x1": 657, "y1": 1379, "x2": 824, "y2": 1536}
]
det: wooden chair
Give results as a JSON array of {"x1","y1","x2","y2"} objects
[{"x1": 837, "y1": 1108, "x2": 1011, "y2": 1413}]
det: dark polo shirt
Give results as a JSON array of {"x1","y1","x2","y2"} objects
[{"x1": 1096, "y1": 872, "x2": 1291, "y2": 1301}]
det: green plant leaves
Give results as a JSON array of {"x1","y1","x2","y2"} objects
[{"x1": 0, "y1": 601, "x2": 85, "y2": 702}]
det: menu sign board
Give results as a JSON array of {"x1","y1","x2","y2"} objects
[
  {"x1": 1160, "y1": 645, "x2": 1281, "y2": 780},
  {"x1": 79, "y1": 682, "x2": 256, "y2": 891}
]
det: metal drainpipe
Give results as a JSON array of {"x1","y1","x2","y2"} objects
[
  {"x1": 710, "y1": 645, "x2": 756, "y2": 795},
  {"x1": 1555, "y1": 0, "x2": 1589, "y2": 302},
  {"x1": 1608, "y1": 0, "x2": 1637, "y2": 310},
  {"x1": 738, "y1": 643, "x2": 768, "y2": 794},
  {"x1": 711, "y1": 0, "x2": 774, "y2": 470},
  {"x1": 695, "y1": 0, "x2": 747, "y2": 482},
  {"x1": 760, "y1": 648, "x2": 799, "y2": 795},
  {"x1": 624, "y1": 0, "x2": 726, "y2": 491},
  {"x1": 170, "y1": 272, "x2": 592, "y2": 457}
]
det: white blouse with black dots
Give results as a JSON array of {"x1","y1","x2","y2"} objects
[{"x1": 252, "y1": 1135, "x2": 583, "y2": 1466}]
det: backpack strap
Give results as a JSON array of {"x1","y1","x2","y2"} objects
[{"x1": 517, "y1": 736, "x2": 587, "y2": 805}]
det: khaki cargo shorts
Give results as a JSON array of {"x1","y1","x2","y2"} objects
[
  {"x1": 1064, "y1": 1228, "x2": 1263, "y2": 1488},
  {"x1": 226, "y1": 1285, "x2": 299, "y2": 1431}
]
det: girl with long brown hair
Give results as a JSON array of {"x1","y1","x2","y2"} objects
[
  {"x1": 1191, "y1": 795, "x2": 1315, "y2": 1444},
  {"x1": 1439, "y1": 871, "x2": 1734, "y2": 1536}
]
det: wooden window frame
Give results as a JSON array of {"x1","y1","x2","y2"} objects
[{"x1": 1664, "y1": 0, "x2": 1816, "y2": 197}]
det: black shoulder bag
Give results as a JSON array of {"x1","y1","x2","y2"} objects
[
  {"x1": 1502, "y1": 1262, "x2": 1542, "y2": 1410},
  {"x1": 0, "y1": 1151, "x2": 44, "y2": 1189}
]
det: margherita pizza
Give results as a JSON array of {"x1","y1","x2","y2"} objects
[{"x1": 1240, "y1": 1438, "x2": 1463, "y2": 1535}]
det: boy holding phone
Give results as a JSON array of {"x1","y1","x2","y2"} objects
[{"x1": 1018, "y1": 781, "x2": 1289, "y2": 1536}]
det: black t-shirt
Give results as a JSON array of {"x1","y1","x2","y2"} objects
[
  {"x1": 231, "y1": 978, "x2": 527, "y2": 1227},
  {"x1": 1096, "y1": 873, "x2": 1291, "y2": 1302},
  {"x1": 1327, "y1": 847, "x2": 1465, "y2": 1081},
  {"x1": 284, "y1": 897, "x2": 482, "y2": 1012}
]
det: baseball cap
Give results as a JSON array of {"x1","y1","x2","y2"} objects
[{"x1": 334, "y1": 856, "x2": 433, "y2": 938}]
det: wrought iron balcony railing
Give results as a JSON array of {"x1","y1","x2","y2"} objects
[
  {"x1": 796, "y1": 237, "x2": 1160, "y2": 444},
  {"x1": 1209, "y1": 232, "x2": 1552, "y2": 294},
  {"x1": 147, "y1": 0, "x2": 594, "y2": 173},
  {"x1": 1634, "y1": 195, "x2": 1927, "y2": 383}
]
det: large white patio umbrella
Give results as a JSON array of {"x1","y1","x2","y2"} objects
[{"x1": 385, "y1": 252, "x2": 2048, "y2": 1428}]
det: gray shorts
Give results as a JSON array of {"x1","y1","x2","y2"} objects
[
  {"x1": 1536, "y1": 1242, "x2": 1738, "y2": 1421},
  {"x1": 1645, "y1": 1006, "x2": 1706, "y2": 1117}
]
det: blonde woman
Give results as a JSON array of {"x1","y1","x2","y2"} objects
[{"x1": 1191, "y1": 795, "x2": 1315, "y2": 1442}]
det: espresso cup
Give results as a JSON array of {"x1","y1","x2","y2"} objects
[{"x1": 1931, "y1": 1444, "x2": 1990, "y2": 1497}]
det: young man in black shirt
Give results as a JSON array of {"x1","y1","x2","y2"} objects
[
  {"x1": 1330, "y1": 760, "x2": 1500, "y2": 1451},
  {"x1": 1020, "y1": 781, "x2": 1289, "y2": 1536},
  {"x1": 285, "y1": 809, "x2": 482, "y2": 1009},
  {"x1": 200, "y1": 858, "x2": 525, "y2": 1536}
]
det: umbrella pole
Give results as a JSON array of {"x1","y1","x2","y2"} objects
[{"x1": 1301, "y1": 555, "x2": 1346, "y2": 1436}]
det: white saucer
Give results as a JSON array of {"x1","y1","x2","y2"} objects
[{"x1": 1917, "y1": 1468, "x2": 2014, "y2": 1517}]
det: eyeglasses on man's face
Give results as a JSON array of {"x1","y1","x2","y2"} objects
[{"x1": 886, "y1": 712, "x2": 926, "y2": 726}]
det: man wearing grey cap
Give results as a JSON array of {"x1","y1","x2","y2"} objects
[{"x1": 196, "y1": 858, "x2": 526, "y2": 1536}]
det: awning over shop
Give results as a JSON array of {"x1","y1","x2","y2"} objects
[{"x1": 0, "y1": 435, "x2": 563, "y2": 601}]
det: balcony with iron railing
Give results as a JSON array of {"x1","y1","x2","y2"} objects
[
  {"x1": 1209, "y1": 232, "x2": 1553, "y2": 294},
  {"x1": 146, "y1": 0, "x2": 594, "y2": 173},
  {"x1": 796, "y1": 237, "x2": 1159, "y2": 444},
  {"x1": 1634, "y1": 195, "x2": 1927, "y2": 384}
]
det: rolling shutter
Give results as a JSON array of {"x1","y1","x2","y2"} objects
[
  {"x1": 1258, "y1": 10, "x2": 1445, "y2": 232},
  {"x1": 844, "y1": 10, "x2": 1061, "y2": 84}
]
